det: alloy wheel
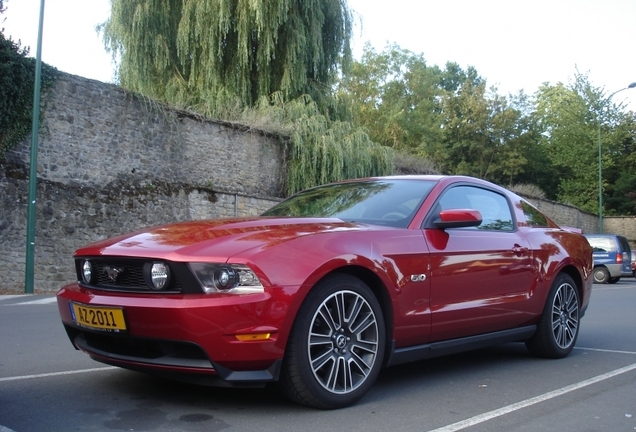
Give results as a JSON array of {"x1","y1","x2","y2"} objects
[
  {"x1": 551, "y1": 281, "x2": 579, "y2": 349},
  {"x1": 307, "y1": 290, "x2": 379, "y2": 394}
]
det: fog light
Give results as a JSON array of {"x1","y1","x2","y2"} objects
[
  {"x1": 81, "y1": 260, "x2": 92, "y2": 283},
  {"x1": 150, "y1": 262, "x2": 170, "y2": 290}
]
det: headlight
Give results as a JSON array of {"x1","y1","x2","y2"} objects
[
  {"x1": 189, "y1": 263, "x2": 264, "y2": 294},
  {"x1": 150, "y1": 262, "x2": 170, "y2": 290},
  {"x1": 81, "y1": 260, "x2": 92, "y2": 283}
]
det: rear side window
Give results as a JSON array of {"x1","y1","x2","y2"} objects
[{"x1": 520, "y1": 201, "x2": 549, "y2": 227}]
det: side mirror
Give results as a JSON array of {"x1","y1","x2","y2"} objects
[{"x1": 433, "y1": 209, "x2": 482, "y2": 229}]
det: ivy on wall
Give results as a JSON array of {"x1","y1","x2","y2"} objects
[{"x1": 0, "y1": 31, "x2": 57, "y2": 160}]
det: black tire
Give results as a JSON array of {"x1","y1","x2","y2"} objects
[
  {"x1": 278, "y1": 274, "x2": 385, "y2": 409},
  {"x1": 592, "y1": 267, "x2": 609, "y2": 284},
  {"x1": 526, "y1": 273, "x2": 580, "y2": 359},
  {"x1": 608, "y1": 277, "x2": 620, "y2": 284}
]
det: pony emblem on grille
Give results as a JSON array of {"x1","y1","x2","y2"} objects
[{"x1": 103, "y1": 266, "x2": 124, "y2": 282}]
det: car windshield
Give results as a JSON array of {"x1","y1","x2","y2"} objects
[{"x1": 262, "y1": 179, "x2": 436, "y2": 228}]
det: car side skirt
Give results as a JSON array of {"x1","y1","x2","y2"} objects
[{"x1": 385, "y1": 325, "x2": 537, "y2": 367}]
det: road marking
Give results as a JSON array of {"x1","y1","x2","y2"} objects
[
  {"x1": 428, "y1": 362, "x2": 636, "y2": 432},
  {"x1": 0, "y1": 295, "x2": 28, "y2": 301},
  {"x1": 594, "y1": 285, "x2": 636, "y2": 291},
  {"x1": 15, "y1": 297, "x2": 57, "y2": 305},
  {"x1": 0, "y1": 296, "x2": 57, "y2": 305},
  {"x1": 0, "y1": 367, "x2": 118, "y2": 383},
  {"x1": 576, "y1": 346, "x2": 636, "y2": 355}
]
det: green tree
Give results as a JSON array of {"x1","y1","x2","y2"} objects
[
  {"x1": 0, "y1": 1, "x2": 57, "y2": 159},
  {"x1": 101, "y1": 0, "x2": 395, "y2": 196},
  {"x1": 248, "y1": 92, "x2": 393, "y2": 194},
  {"x1": 337, "y1": 44, "x2": 444, "y2": 156},
  {"x1": 601, "y1": 111, "x2": 636, "y2": 215},
  {"x1": 338, "y1": 46, "x2": 546, "y2": 188},
  {"x1": 102, "y1": 0, "x2": 353, "y2": 116},
  {"x1": 439, "y1": 67, "x2": 540, "y2": 188},
  {"x1": 533, "y1": 72, "x2": 636, "y2": 214},
  {"x1": 534, "y1": 81, "x2": 596, "y2": 211}
]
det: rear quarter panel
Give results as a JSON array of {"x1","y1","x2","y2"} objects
[{"x1": 521, "y1": 227, "x2": 593, "y2": 313}]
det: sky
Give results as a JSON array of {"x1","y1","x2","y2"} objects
[{"x1": 2, "y1": 0, "x2": 636, "y2": 110}]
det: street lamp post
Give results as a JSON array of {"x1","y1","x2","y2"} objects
[
  {"x1": 24, "y1": 0, "x2": 46, "y2": 294},
  {"x1": 597, "y1": 82, "x2": 636, "y2": 234}
]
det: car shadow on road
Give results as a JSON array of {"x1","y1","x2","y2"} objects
[{"x1": 88, "y1": 342, "x2": 561, "y2": 413}]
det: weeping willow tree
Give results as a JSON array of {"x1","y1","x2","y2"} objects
[
  {"x1": 101, "y1": 0, "x2": 393, "y2": 193},
  {"x1": 250, "y1": 93, "x2": 394, "y2": 194},
  {"x1": 102, "y1": 0, "x2": 353, "y2": 115}
]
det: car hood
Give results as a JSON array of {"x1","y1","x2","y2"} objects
[{"x1": 74, "y1": 217, "x2": 374, "y2": 262}]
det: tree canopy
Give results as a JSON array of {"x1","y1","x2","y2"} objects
[
  {"x1": 0, "y1": 0, "x2": 57, "y2": 160},
  {"x1": 340, "y1": 44, "x2": 636, "y2": 214},
  {"x1": 102, "y1": 0, "x2": 353, "y2": 116},
  {"x1": 534, "y1": 74, "x2": 636, "y2": 213},
  {"x1": 99, "y1": 1, "x2": 636, "y2": 214},
  {"x1": 101, "y1": 0, "x2": 398, "y2": 196}
]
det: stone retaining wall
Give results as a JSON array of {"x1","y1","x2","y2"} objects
[
  {"x1": 3, "y1": 72, "x2": 635, "y2": 294},
  {"x1": 605, "y1": 217, "x2": 636, "y2": 245},
  {"x1": 1, "y1": 73, "x2": 284, "y2": 293}
]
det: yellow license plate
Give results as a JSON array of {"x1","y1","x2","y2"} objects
[{"x1": 70, "y1": 302, "x2": 127, "y2": 332}]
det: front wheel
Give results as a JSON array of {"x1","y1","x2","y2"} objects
[
  {"x1": 279, "y1": 274, "x2": 385, "y2": 409},
  {"x1": 526, "y1": 273, "x2": 580, "y2": 358}
]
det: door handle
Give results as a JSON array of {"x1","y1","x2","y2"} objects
[{"x1": 512, "y1": 244, "x2": 529, "y2": 256}]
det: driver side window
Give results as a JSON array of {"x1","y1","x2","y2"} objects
[{"x1": 438, "y1": 186, "x2": 514, "y2": 231}]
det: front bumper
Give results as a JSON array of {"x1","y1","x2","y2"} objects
[{"x1": 57, "y1": 283, "x2": 291, "y2": 385}]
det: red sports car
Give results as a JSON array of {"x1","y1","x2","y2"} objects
[{"x1": 57, "y1": 175, "x2": 593, "y2": 409}]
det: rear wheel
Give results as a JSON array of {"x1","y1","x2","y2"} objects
[
  {"x1": 279, "y1": 274, "x2": 385, "y2": 409},
  {"x1": 592, "y1": 267, "x2": 609, "y2": 284},
  {"x1": 526, "y1": 273, "x2": 580, "y2": 358}
]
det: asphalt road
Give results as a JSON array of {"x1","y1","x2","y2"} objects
[{"x1": 1, "y1": 280, "x2": 635, "y2": 432}]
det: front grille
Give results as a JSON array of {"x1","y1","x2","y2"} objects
[
  {"x1": 93, "y1": 261, "x2": 147, "y2": 288},
  {"x1": 75, "y1": 258, "x2": 200, "y2": 293}
]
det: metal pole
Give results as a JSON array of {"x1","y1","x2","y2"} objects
[
  {"x1": 598, "y1": 121, "x2": 602, "y2": 233},
  {"x1": 597, "y1": 82, "x2": 636, "y2": 234},
  {"x1": 24, "y1": 0, "x2": 46, "y2": 294}
]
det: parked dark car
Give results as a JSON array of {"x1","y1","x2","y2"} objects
[
  {"x1": 584, "y1": 234, "x2": 632, "y2": 284},
  {"x1": 57, "y1": 175, "x2": 594, "y2": 409}
]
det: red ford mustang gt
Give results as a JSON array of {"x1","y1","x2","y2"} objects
[{"x1": 57, "y1": 175, "x2": 593, "y2": 409}]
